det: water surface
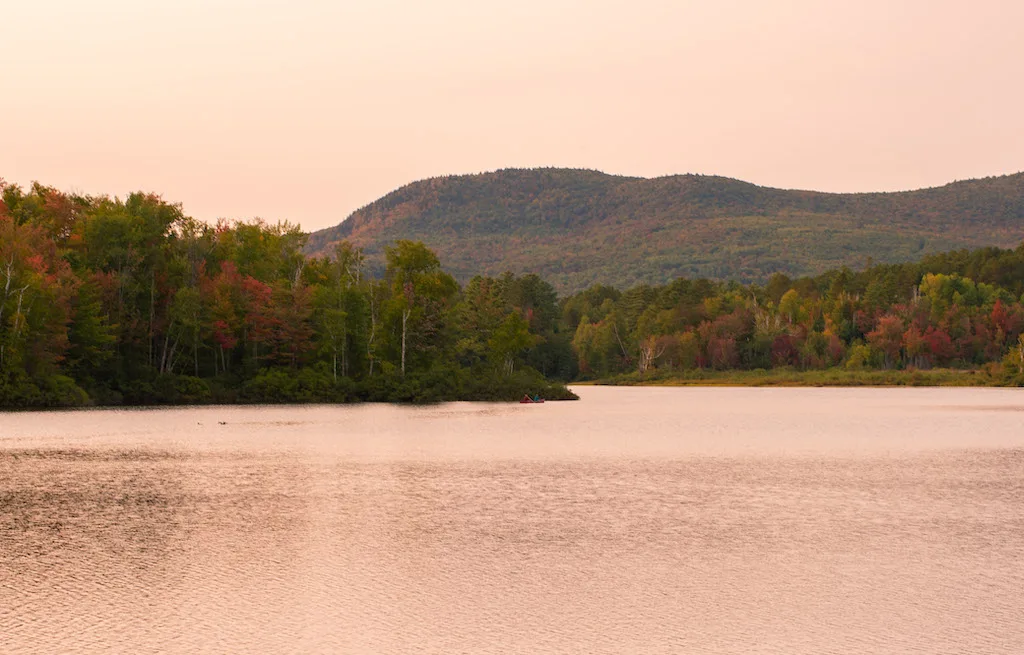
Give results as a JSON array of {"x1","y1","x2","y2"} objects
[{"x1": 2, "y1": 387, "x2": 1023, "y2": 653}]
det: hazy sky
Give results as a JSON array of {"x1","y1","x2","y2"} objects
[{"x1": 4, "y1": 0, "x2": 1023, "y2": 231}]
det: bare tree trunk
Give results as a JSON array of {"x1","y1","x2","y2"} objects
[
  {"x1": 367, "y1": 289, "x2": 378, "y2": 376},
  {"x1": 3, "y1": 284, "x2": 31, "y2": 369},
  {"x1": 167, "y1": 336, "x2": 181, "y2": 374},
  {"x1": 12, "y1": 285, "x2": 29, "y2": 336},
  {"x1": 341, "y1": 331, "x2": 347, "y2": 378},
  {"x1": 159, "y1": 327, "x2": 172, "y2": 373},
  {"x1": 638, "y1": 337, "x2": 667, "y2": 374},
  {"x1": 401, "y1": 309, "x2": 410, "y2": 376},
  {"x1": 0, "y1": 256, "x2": 15, "y2": 327},
  {"x1": 149, "y1": 270, "x2": 155, "y2": 367},
  {"x1": 611, "y1": 322, "x2": 630, "y2": 360}
]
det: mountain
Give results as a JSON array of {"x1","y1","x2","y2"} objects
[{"x1": 304, "y1": 168, "x2": 1024, "y2": 294}]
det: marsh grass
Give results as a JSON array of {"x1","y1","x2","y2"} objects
[{"x1": 593, "y1": 367, "x2": 994, "y2": 388}]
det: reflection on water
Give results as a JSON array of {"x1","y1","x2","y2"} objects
[{"x1": 2, "y1": 387, "x2": 1024, "y2": 654}]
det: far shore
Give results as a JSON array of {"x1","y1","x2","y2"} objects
[{"x1": 581, "y1": 367, "x2": 1016, "y2": 388}]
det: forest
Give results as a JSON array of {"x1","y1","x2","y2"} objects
[
  {"x1": 567, "y1": 245, "x2": 1024, "y2": 386},
  {"x1": 6, "y1": 179, "x2": 1024, "y2": 408},
  {"x1": 0, "y1": 181, "x2": 576, "y2": 407}
]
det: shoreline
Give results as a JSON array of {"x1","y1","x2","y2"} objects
[
  {"x1": 583, "y1": 368, "x2": 1016, "y2": 388},
  {"x1": 0, "y1": 396, "x2": 581, "y2": 414}
]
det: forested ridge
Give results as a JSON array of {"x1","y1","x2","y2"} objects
[
  {"x1": 7, "y1": 178, "x2": 1024, "y2": 409},
  {"x1": 305, "y1": 168, "x2": 1024, "y2": 293}
]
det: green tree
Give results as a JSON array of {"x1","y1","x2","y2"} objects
[
  {"x1": 384, "y1": 241, "x2": 457, "y2": 376},
  {"x1": 488, "y1": 312, "x2": 535, "y2": 375}
]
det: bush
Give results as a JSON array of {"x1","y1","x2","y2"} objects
[
  {"x1": 461, "y1": 366, "x2": 578, "y2": 401},
  {"x1": 844, "y1": 344, "x2": 874, "y2": 370},
  {"x1": 242, "y1": 366, "x2": 353, "y2": 403},
  {"x1": 40, "y1": 375, "x2": 91, "y2": 406},
  {"x1": 0, "y1": 373, "x2": 89, "y2": 408},
  {"x1": 154, "y1": 375, "x2": 212, "y2": 404},
  {"x1": 243, "y1": 368, "x2": 301, "y2": 403}
]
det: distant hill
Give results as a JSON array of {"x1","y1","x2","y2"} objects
[{"x1": 305, "y1": 168, "x2": 1024, "y2": 294}]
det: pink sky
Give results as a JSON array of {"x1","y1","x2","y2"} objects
[{"x1": 4, "y1": 0, "x2": 1023, "y2": 232}]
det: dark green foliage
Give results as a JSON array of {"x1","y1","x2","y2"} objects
[
  {"x1": 243, "y1": 367, "x2": 347, "y2": 404},
  {"x1": 0, "y1": 373, "x2": 89, "y2": 408},
  {"x1": 236, "y1": 365, "x2": 576, "y2": 404}
]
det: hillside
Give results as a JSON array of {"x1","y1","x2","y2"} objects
[{"x1": 305, "y1": 168, "x2": 1024, "y2": 293}]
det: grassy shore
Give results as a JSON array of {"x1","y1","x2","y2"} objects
[{"x1": 585, "y1": 367, "x2": 1011, "y2": 388}]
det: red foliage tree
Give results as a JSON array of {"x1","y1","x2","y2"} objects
[
  {"x1": 771, "y1": 333, "x2": 800, "y2": 367},
  {"x1": 867, "y1": 315, "x2": 904, "y2": 368},
  {"x1": 923, "y1": 326, "x2": 956, "y2": 366}
]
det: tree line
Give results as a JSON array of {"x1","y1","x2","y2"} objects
[
  {"x1": 6, "y1": 179, "x2": 1024, "y2": 407},
  {"x1": 0, "y1": 181, "x2": 575, "y2": 407},
  {"x1": 566, "y1": 246, "x2": 1024, "y2": 384}
]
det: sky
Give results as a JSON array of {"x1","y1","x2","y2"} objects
[{"x1": 3, "y1": 0, "x2": 1023, "y2": 232}]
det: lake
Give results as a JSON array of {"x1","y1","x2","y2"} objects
[{"x1": 2, "y1": 386, "x2": 1023, "y2": 654}]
